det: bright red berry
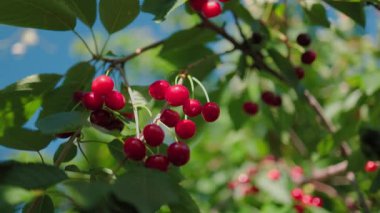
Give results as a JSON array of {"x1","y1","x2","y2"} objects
[
  {"x1": 91, "y1": 75, "x2": 114, "y2": 95},
  {"x1": 294, "y1": 204, "x2": 305, "y2": 213},
  {"x1": 261, "y1": 91, "x2": 275, "y2": 105},
  {"x1": 297, "y1": 33, "x2": 311, "y2": 47},
  {"x1": 90, "y1": 109, "x2": 112, "y2": 127},
  {"x1": 311, "y1": 196, "x2": 323, "y2": 207},
  {"x1": 291, "y1": 188, "x2": 304, "y2": 201},
  {"x1": 167, "y1": 142, "x2": 190, "y2": 166},
  {"x1": 189, "y1": 0, "x2": 207, "y2": 11},
  {"x1": 175, "y1": 120, "x2": 196, "y2": 139},
  {"x1": 243, "y1": 185, "x2": 260, "y2": 195},
  {"x1": 302, "y1": 194, "x2": 313, "y2": 205},
  {"x1": 123, "y1": 138, "x2": 146, "y2": 161},
  {"x1": 202, "y1": 102, "x2": 220, "y2": 122},
  {"x1": 365, "y1": 161, "x2": 378, "y2": 172},
  {"x1": 145, "y1": 155, "x2": 170, "y2": 172},
  {"x1": 105, "y1": 91, "x2": 126, "y2": 110},
  {"x1": 243, "y1": 102, "x2": 259, "y2": 115},
  {"x1": 82, "y1": 92, "x2": 104, "y2": 110},
  {"x1": 143, "y1": 124, "x2": 165, "y2": 147},
  {"x1": 295, "y1": 67, "x2": 305, "y2": 79},
  {"x1": 160, "y1": 109, "x2": 180, "y2": 127},
  {"x1": 56, "y1": 132, "x2": 74, "y2": 139},
  {"x1": 301, "y1": 50, "x2": 317, "y2": 65},
  {"x1": 73, "y1": 91, "x2": 84, "y2": 102},
  {"x1": 201, "y1": 1, "x2": 222, "y2": 18},
  {"x1": 267, "y1": 169, "x2": 281, "y2": 181},
  {"x1": 165, "y1": 85, "x2": 190, "y2": 106},
  {"x1": 183, "y1": 99, "x2": 202, "y2": 117},
  {"x1": 149, "y1": 80, "x2": 170, "y2": 100},
  {"x1": 291, "y1": 166, "x2": 304, "y2": 182}
]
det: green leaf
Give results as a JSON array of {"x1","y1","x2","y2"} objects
[
  {"x1": 224, "y1": 2, "x2": 255, "y2": 25},
  {"x1": 370, "y1": 172, "x2": 380, "y2": 193},
  {"x1": 53, "y1": 142, "x2": 78, "y2": 164},
  {"x1": 81, "y1": 125, "x2": 116, "y2": 143},
  {"x1": 0, "y1": 128, "x2": 53, "y2": 151},
  {"x1": 228, "y1": 91, "x2": 250, "y2": 130},
  {"x1": 142, "y1": 0, "x2": 186, "y2": 22},
  {"x1": 237, "y1": 54, "x2": 248, "y2": 79},
  {"x1": 66, "y1": 0, "x2": 97, "y2": 27},
  {"x1": 36, "y1": 111, "x2": 88, "y2": 135},
  {"x1": 0, "y1": 161, "x2": 67, "y2": 190},
  {"x1": 169, "y1": 187, "x2": 200, "y2": 213},
  {"x1": 63, "y1": 181, "x2": 110, "y2": 209},
  {"x1": 323, "y1": 0, "x2": 366, "y2": 27},
  {"x1": 99, "y1": 0, "x2": 139, "y2": 34},
  {"x1": 303, "y1": 4, "x2": 330, "y2": 28},
  {"x1": 108, "y1": 139, "x2": 125, "y2": 162},
  {"x1": 0, "y1": 0, "x2": 76, "y2": 30},
  {"x1": 0, "y1": 186, "x2": 36, "y2": 211},
  {"x1": 267, "y1": 48, "x2": 298, "y2": 86},
  {"x1": 22, "y1": 195, "x2": 54, "y2": 213}
]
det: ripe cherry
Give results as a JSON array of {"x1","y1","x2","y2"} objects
[
  {"x1": 123, "y1": 138, "x2": 146, "y2": 161},
  {"x1": 167, "y1": 142, "x2": 190, "y2": 166},
  {"x1": 90, "y1": 109, "x2": 112, "y2": 127},
  {"x1": 267, "y1": 169, "x2": 281, "y2": 181},
  {"x1": 56, "y1": 132, "x2": 74, "y2": 139},
  {"x1": 302, "y1": 194, "x2": 313, "y2": 205},
  {"x1": 175, "y1": 120, "x2": 196, "y2": 139},
  {"x1": 123, "y1": 112, "x2": 135, "y2": 120},
  {"x1": 311, "y1": 196, "x2": 323, "y2": 207},
  {"x1": 202, "y1": 102, "x2": 220, "y2": 122},
  {"x1": 297, "y1": 33, "x2": 311, "y2": 47},
  {"x1": 165, "y1": 85, "x2": 190, "y2": 107},
  {"x1": 91, "y1": 75, "x2": 114, "y2": 95},
  {"x1": 243, "y1": 185, "x2": 260, "y2": 195},
  {"x1": 273, "y1": 96, "x2": 282, "y2": 107},
  {"x1": 149, "y1": 80, "x2": 170, "y2": 100},
  {"x1": 82, "y1": 92, "x2": 104, "y2": 110},
  {"x1": 238, "y1": 173, "x2": 250, "y2": 184},
  {"x1": 73, "y1": 91, "x2": 84, "y2": 102},
  {"x1": 295, "y1": 67, "x2": 305, "y2": 79},
  {"x1": 243, "y1": 102, "x2": 259, "y2": 115},
  {"x1": 106, "y1": 119, "x2": 124, "y2": 131},
  {"x1": 105, "y1": 91, "x2": 126, "y2": 110},
  {"x1": 301, "y1": 50, "x2": 317, "y2": 65},
  {"x1": 261, "y1": 91, "x2": 275, "y2": 105},
  {"x1": 201, "y1": 1, "x2": 222, "y2": 18},
  {"x1": 143, "y1": 124, "x2": 165, "y2": 147},
  {"x1": 291, "y1": 166, "x2": 304, "y2": 182},
  {"x1": 183, "y1": 99, "x2": 202, "y2": 117},
  {"x1": 365, "y1": 161, "x2": 378, "y2": 172},
  {"x1": 160, "y1": 109, "x2": 180, "y2": 127},
  {"x1": 228, "y1": 181, "x2": 237, "y2": 190},
  {"x1": 145, "y1": 155, "x2": 170, "y2": 172},
  {"x1": 189, "y1": 0, "x2": 206, "y2": 11},
  {"x1": 291, "y1": 188, "x2": 304, "y2": 201},
  {"x1": 294, "y1": 204, "x2": 305, "y2": 213},
  {"x1": 251, "y1": 32, "x2": 263, "y2": 44}
]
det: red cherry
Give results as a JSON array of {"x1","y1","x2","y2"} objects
[
  {"x1": 365, "y1": 161, "x2": 378, "y2": 172},
  {"x1": 291, "y1": 188, "x2": 304, "y2": 201},
  {"x1": 183, "y1": 99, "x2": 202, "y2": 117},
  {"x1": 291, "y1": 166, "x2": 304, "y2": 182},
  {"x1": 123, "y1": 138, "x2": 146, "y2": 161},
  {"x1": 243, "y1": 185, "x2": 260, "y2": 195},
  {"x1": 149, "y1": 80, "x2": 170, "y2": 100},
  {"x1": 302, "y1": 194, "x2": 313, "y2": 205},
  {"x1": 301, "y1": 50, "x2": 317, "y2": 65},
  {"x1": 105, "y1": 119, "x2": 124, "y2": 131},
  {"x1": 267, "y1": 169, "x2": 281, "y2": 181},
  {"x1": 143, "y1": 124, "x2": 165, "y2": 147},
  {"x1": 175, "y1": 120, "x2": 196, "y2": 139},
  {"x1": 201, "y1": 1, "x2": 222, "y2": 18},
  {"x1": 295, "y1": 67, "x2": 305, "y2": 79},
  {"x1": 90, "y1": 109, "x2": 112, "y2": 127},
  {"x1": 167, "y1": 142, "x2": 190, "y2": 166},
  {"x1": 189, "y1": 0, "x2": 207, "y2": 11},
  {"x1": 261, "y1": 91, "x2": 275, "y2": 105},
  {"x1": 297, "y1": 33, "x2": 311, "y2": 47},
  {"x1": 219, "y1": 0, "x2": 229, "y2": 2},
  {"x1": 145, "y1": 155, "x2": 170, "y2": 172},
  {"x1": 243, "y1": 102, "x2": 259, "y2": 115},
  {"x1": 273, "y1": 96, "x2": 282, "y2": 107},
  {"x1": 202, "y1": 102, "x2": 220, "y2": 122},
  {"x1": 123, "y1": 112, "x2": 135, "y2": 120},
  {"x1": 91, "y1": 75, "x2": 114, "y2": 95},
  {"x1": 82, "y1": 92, "x2": 104, "y2": 110},
  {"x1": 160, "y1": 109, "x2": 180, "y2": 127},
  {"x1": 311, "y1": 196, "x2": 323, "y2": 207},
  {"x1": 294, "y1": 204, "x2": 305, "y2": 213},
  {"x1": 228, "y1": 181, "x2": 237, "y2": 190},
  {"x1": 165, "y1": 85, "x2": 190, "y2": 106},
  {"x1": 56, "y1": 132, "x2": 74, "y2": 139},
  {"x1": 238, "y1": 173, "x2": 250, "y2": 184},
  {"x1": 73, "y1": 91, "x2": 84, "y2": 102},
  {"x1": 105, "y1": 91, "x2": 126, "y2": 110}
]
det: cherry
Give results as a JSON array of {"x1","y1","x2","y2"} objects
[
  {"x1": 365, "y1": 161, "x2": 378, "y2": 172},
  {"x1": 90, "y1": 109, "x2": 112, "y2": 127},
  {"x1": 165, "y1": 85, "x2": 190, "y2": 107},
  {"x1": 149, "y1": 80, "x2": 170, "y2": 100},
  {"x1": 189, "y1": 0, "x2": 207, "y2": 11},
  {"x1": 311, "y1": 196, "x2": 323, "y2": 207},
  {"x1": 297, "y1": 33, "x2": 311, "y2": 47},
  {"x1": 123, "y1": 112, "x2": 135, "y2": 120},
  {"x1": 294, "y1": 204, "x2": 305, "y2": 213},
  {"x1": 267, "y1": 169, "x2": 281, "y2": 181},
  {"x1": 73, "y1": 91, "x2": 84, "y2": 102},
  {"x1": 243, "y1": 185, "x2": 260, "y2": 195},
  {"x1": 160, "y1": 109, "x2": 180, "y2": 127},
  {"x1": 291, "y1": 188, "x2": 304, "y2": 201},
  {"x1": 183, "y1": 99, "x2": 202, "y2": 117},
  {"x1": 145, "y1": 155, "x2": 170, "y2": 172},
  {"x1": 167, "y1": 142, "x2": 190, "y2": 166},
  {"x1": 261, "y1": 91, "x2": 275, "y2": 105},
  {"x1": 202, "y1": 102, "x2": 220, "y2": 122},
  {"x1": 123, "y1": 138, "x2": 146, "y2": 161},
  {"x1": 251, "y1": 32, "x2": 263, "y2": 44},
  {"x1": 175, "y1": 120, "x2": 196, "y2": 139},
  {"x1": 302, "y1": 194, "x2": 313, "y2": 205},
  {"x1": 201, "y1": 1, "x2": 222, "y2": 18},
  {"x1": 82, "y1": 92, "x2": 104, "y2": 110},
  {"x1": 143, "y1": 124, "x2": 165, "y2": 147},
  {"x1": 56, "y1": 132, "x2": 74, "y2": 139},
  {"x1": 295, "y1": 67, "x2": 305, "y2": 79},
  {"x1": 218, "y1": 0, "x2": 230, "y2": 2},
  {"x1": 243, "y1": 102, "x2": 259, "y2": 115},
  {"x1": 301, "y1": 50, "x2": 317, "y2": 65},
  {"x1": 105, "y1": 91, "x2": 126, "y2": 110},
  {"x1": 291, "y1": 166, "x2": 304, "y2": 182},
  {"x1": 273, "y1": 96, "x2": 282, "y2": 107},
  {"x1": 106, "y1": 119, "x2": 124, "y2": 131},
  {"x1": 238, "y1": 173, "x2": 250, "y2": 184},
  {"x1": 228, "y1": 181, "x2": 237, "y2": 190},
  {"x1": 91, "y1": 75, "x2": 114, "y2": 95}
]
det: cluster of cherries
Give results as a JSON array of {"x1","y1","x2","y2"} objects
[
  {"x1": 295, "y1": 33, "x2": 317, "y2": 80},
  {"x1": 365, "y1": 160, "x2": 379, "y2": 172},
  {"x1": 242, "y1": 91, "x2": 282, "y2": 117},
  {"x1": 123, "y1": 79, "x2": 220, "y2": 172},
  {"x1": 189, "y1": 0, "x2": 229, "y2": 18},
  {"x1": 291, "y1": 188, "x2": 323, "y2": 213}
]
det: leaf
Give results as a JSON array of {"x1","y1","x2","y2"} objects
[
  {"x1": 224, "y1": 2, "x2": 255, "y2": 25},
  {"x1": 323, "y1": 0, "x2": 366, "y2": 27},
  {"x1": 36, "y1": 111, "x2": 88, "y2": 135},
  {"x1": 303, "y1": 4, "x2": 330, "y2": 28},
  {"x1": 0, "y1": 128, "x2": 53, "y2": 151},
  {"x1": 108, "y1": 139, "x2": 125, "y2": 162},
  {"x1": 228, "y1": 91, "x2": 250, "y2": 130},
  {"x1": 361, "y1": 72, "x2": 380, "y2": 95},
  {"x1": 237, "y1": 54, "x2": 248, "y2": 79},
  {"x1": 53, "y1": 142, "x2": 78, "y2": 164},
  {"x1": 169, "y1": 187, "x2": 200, "y2": 213},
  {"x1": 0, "y1": 0, "x2": 76, "y2": 30},
  {"x1": 0, "y1": 161, "x2": 67, "y2": 190},
  {"x1": 0, "y1": 186, "x2": 36, "y2": 211},
  {"x1": 22, "y1": 195, "x2": 54, "y2": 213},
  {"x1": 142, "y1": 0, "x2": 186, "y2": 22},
  {"x1": 99, "y1": 0, "x2": 140, "y2": 34},
  {"x1": 81, "y1": 125, "x2": 116, "y2": 143},
  {"x1": 63, "y1": 181, "x2": 110, "y2": 209},
  {"x1": 66, "y1": 0, "x2": 97, "y2": 27},
  {"x1": 370, "y1": 172, "x2": 380, "y2": 193},
  {"x1": 267, "y1": 48, "x2": 298, "y2": 86}
]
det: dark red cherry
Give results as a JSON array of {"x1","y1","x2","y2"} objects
[
  {"x1": 167, "y1": 142, "x2": 190, "y2": 166},
  {"x1": 295, "y1": 67, "x2": 305, "y2": 79},
  {"x1": 145, "y1": 155, "x2": 170, "y2": 172},
  {"x1": 160, "y1": 109, "x2": 180, "y2": 127},
  {"x1": 149, "y1": 80, "x2": 170, "y2": 100},
  {"x1": 297, "y1": 33, "x2": 311, "y2": 47},
  {"x1": 261, "y1": 91, "x2": 275, "y2": 105},
  {"x1": 73, "y1": 91, "x2": 84, "y2": 102},
  {"x1": 123, "y1": 138, "x2": 146, "y2": 161},
  {"x1": 301, "y1": 50, "x2": 317, "y2": 65},
  {"x1": 165, "y1": 85, "x2": 190, "y2": 107},
  {"x1": 143, "y1": 124, "x2": 165, "y2": 147},
  {"x1": 183, "y1": 99, "x2": 202, "y2": 117},
  {"x1": 190, "y1": 0, "x2": 207, "y2": 11},
  {"x1": 175, "y1": 120, "x2": 196, "y2": 139},
  {"x1": 56, "y1": 132, "x2": 74, "y2": 139},
  {"x1": 82, "y1": 92, "x2": 104, "y2": 110},
  {"x1": 201, "y1": 102, "x2": 220, "y2": 122},
  {"x1": 90, "y1": 109, "x2": 112, "y2": 127},
  {"x1": 105, "y1": 91, "x2": 126, "y2": 110},
  {"x1": 243, "y1": 102, "x2": 259, "y2": 115}
]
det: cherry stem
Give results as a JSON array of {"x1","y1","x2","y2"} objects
[
  {"x1": 186, "y1": 74, "x2": 195, "y2": 99},
  {"x1": 191, "y1": 76, "x2": 210, "y2": 102},
  {"x1": 36, "y1": 151, "x2": 45, "y2": 165},
  {"x1": 136, "y1": 105, "x2": 153, "y2": 117}
]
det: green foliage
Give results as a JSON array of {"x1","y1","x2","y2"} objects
[
  {"x1": 37, "y1": 111, "x2": 88, "y2": 135},
  {"x1": 53, "y1": 142, "x2": 78, "y2": 164},
  {"x1": 142, "y1": 0, "x2": 187, "y2": 22},
  {"x1": 22, "y1": 195, "x2": 54, "y2": 213},
  {"x1": 323, "y1": 0, "x2": 366, "y2": 27},
  {"x1": 66, "y1": 0, "x2": 97, "y2": 27},
  {"x1": 303, "y1": 3, "x2": 330, "y2": 28}
]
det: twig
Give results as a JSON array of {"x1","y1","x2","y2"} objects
[
  {"x1": 72, "y1": 30, "x2": 95, "y2": 56},
  {"x1": 37, "y1": 151, "x2": 45, "y2": 164},
  {"x1": 231, "y1": 11, "x2": 248, "y2": 42}
]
